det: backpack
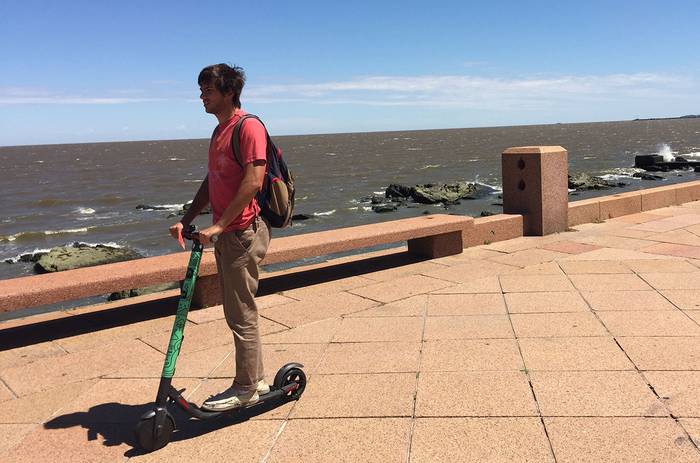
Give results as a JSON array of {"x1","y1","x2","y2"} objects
[{"x1": 231, "y1": 114, "x2": 295, "y2": 228}]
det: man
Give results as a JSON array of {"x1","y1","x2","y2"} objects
[{"x1": 169, "y1": 63, "x2": 270, "y2": 411}]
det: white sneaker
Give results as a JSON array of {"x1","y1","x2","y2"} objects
[
  {"x1": 257, "y1": 379, "x2": 270, "y2": 395},
  {"x1": 202, "y1": 386, "x2": 259, "y2": 412}
]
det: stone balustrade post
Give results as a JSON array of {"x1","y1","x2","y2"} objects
[{"x1": 501, "y1": 146, "x2": 568, "y2": 236}]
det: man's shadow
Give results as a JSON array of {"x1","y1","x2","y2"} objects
[{"x1": 45, "y1": 397, "x2": 291, "y2": 457}]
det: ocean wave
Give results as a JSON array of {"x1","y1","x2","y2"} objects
[
  {"x1": 0, "y1": 227, "x2": 93, "y2": 242},
  {"x1": 136, "y1": 204, "x2": 182, "y2": 211},
  {"x1": 45, "y1": 227, "x2": 90, "y2": 235},
  {"x1": 75, "y1": 207, "x2": 96, "y2": 215},
  {"x1": 313, "y1": 209, "x2": 336, "y2": 216},
  {"x1": 418, "y1": 164, "x2": 441, "y2": 169},
  {"x1": 3, "y1": 241, "x2": 123, "y2": 264},
  {"x1": 169, "y1": 157, "x2": 186, "y2": 161},
  {"x1": 94, "y1": 196, "x2": 127, "y2": 205},
  {"x1": 74, "y1": 241, "x2": 123, "y2": 249},
  {"x1": 34, "y1": 198, "x2": 72, "y2": 206},
  {"x1": 597, "y1": 174, "x2": 640, "y2": 181},
  {"x1": 656, "y1": 143, "x2": 676, "y2": 162},
  {"x1": 603, "y1": 167, "x2": 645, "y2": 176},
  {"x1": 407, "y1": 148, "x2": 423, "y2": 151},
  {"x1": 3, "y1": 248, "x2": 52, "y2": 264},
  {"x1": 475, "y1": 181, "x2": 502, "y2": 194},
  {"x1": 325, "y1": 152, "x2": 337, "y2": 156}
]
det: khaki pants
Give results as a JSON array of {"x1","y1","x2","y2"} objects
[{"x1": 214, "y1": 216, "x2": 270, "y2": 392}]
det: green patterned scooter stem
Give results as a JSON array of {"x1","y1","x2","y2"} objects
[{"x1": 161, "y1": 242, "x2": 203, "y2": 378}]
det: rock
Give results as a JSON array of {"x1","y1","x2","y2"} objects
[
  {"x1": 411, "y1": 182, "x2": 478, "y2": 204},
  {"x1": 645, "y1": 165, "x2": 670, "y2": 172},
  {"x1": 108, "y1": 282, "x2": 180, "y2": 301},
  {"x1": 372, "y1": 204, "x2": 398, "y2": 213},
  {"x1": 34, "y1": 243, "x2": 142, "y2": 273},
  {"x1": 634, "y1": 155, "x2": 664, "y2": 168},
  {"x1": 633, "y1": 172, "x2": 664, "y2": 180},
  {"x1": 379, "y1": 181, "x2": 480, "y2": 207},
  {"x1": 568, "y1": 173, "x2": 619, "y2": 191},
  {"x1": 180, "y1": 201, "x2": 211, "y2": 216},
  {"x1": 136, "y1": 204, "x2": 172, "y2": 211},
  {"x1": 370, "y1": 195, "x2": 385, "y2": 204},
  {"x1": 292, "y1": 214, "x2": 312, "y2": 221},
  {"x1": 480, "y1": 211, "x2": 496, "y2": 217},
  {"x1": 386, "y1": 184, "x2": 414, "y2": 199}
]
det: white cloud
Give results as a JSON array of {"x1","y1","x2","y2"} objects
[
  {"x1": 1, "y1": 72, "x2": 695, "y2": 113},
  {"x1": 0, "y1": 87, "x2": 164, "y2": 105},
  {"x1": 245, "y1": 73, "x2": 693, "y2": 109}
]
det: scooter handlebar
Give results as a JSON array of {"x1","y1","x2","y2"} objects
[{"x1": 181, "y1": 225, "x2": 218, "y2": 244}]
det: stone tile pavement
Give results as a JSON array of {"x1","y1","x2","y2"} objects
[{"x1": 3, "y1": 202, "x2": 700, "y2": 461}]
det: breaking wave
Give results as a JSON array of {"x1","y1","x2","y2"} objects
[
  {"x1": 0, "y1": 227, "x2": 93, "y2": 242},
  {"x1": 313, "y1": 210, "x2": 336, "y2": 216}
]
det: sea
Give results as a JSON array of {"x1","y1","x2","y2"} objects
[{"x1": 2, "y1": 118, "x2": 700, "y2": 316}]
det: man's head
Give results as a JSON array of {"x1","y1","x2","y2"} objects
[{"x1": 198, "y1": 64, "x2": 246, "y2": 113}]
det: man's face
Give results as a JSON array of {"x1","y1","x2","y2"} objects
[{"x1": 199, "y1": 83, "x2": 231, "y2": 114}]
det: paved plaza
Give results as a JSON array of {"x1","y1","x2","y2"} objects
[{"x1": 3, "y1": 202, "x2": 700, "y2": 461}]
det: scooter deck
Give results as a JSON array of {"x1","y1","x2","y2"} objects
[{"x1": 166, "y1": 382, "x2": 301, "y2": 420}]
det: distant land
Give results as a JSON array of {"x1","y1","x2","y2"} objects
[{"x1": 633, "y1": 114, "x2": 700, "y2": 121}]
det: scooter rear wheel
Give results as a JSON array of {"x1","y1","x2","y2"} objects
[{"x1": 135, "y1": 412, "x2": 175, "y2": 452}]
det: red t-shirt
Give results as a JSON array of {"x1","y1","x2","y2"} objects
[{"x1": 208, "y1": 110, "x2": 267, "y2": 232}]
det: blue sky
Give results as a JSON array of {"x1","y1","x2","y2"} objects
[{"x1": 1, "y1": 0, "x2": 699, "y2": 146}]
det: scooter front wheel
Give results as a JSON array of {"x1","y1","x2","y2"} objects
[{"x1": 135, "y1": 410, "x2": 175, "y2": 452}]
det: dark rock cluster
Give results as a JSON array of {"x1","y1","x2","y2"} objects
[
  {"x1": 567, "y1": 173, "x2": 626, "y2": 191},
  {"x1": 361, "y1": 182, "x2": 488, "y2": 213}
]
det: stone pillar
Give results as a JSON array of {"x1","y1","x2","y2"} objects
[{"x1": 502, "y1": 146, "x2": 568, "y2": 236}]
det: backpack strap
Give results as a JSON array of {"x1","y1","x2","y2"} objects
[{"x1": 231, "y1": 114, "x2": 267, "y2": 168}]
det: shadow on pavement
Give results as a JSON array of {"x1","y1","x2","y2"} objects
[{"x1": 45, "y1": 398, "x2": 293, "y2": 457}]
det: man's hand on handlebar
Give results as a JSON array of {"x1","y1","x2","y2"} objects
[
  {"x1": 169, "y1": 221, "x2": 186, "y2": 249},
  {"x1": 169, "y1": 221, "x2": 221, "y2": 247},
  {"x1": 198, "y1": 224, "x2": 223, "y2": 245}
]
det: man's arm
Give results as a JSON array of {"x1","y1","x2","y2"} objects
[
  {"x1": 180, "y1": 175, "x2": 210, "y2": 225},
  {"x1": 168, "y1": 176, "x2": 210, "y2": 241},
  {"x1": 197, "y1": 160, "x2": 265, "y2": 244}
]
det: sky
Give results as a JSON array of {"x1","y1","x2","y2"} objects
[{"x1": 1, "y1": 0, "x2": 699, "y2": 146}]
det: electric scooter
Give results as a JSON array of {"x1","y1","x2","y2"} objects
[{"x1": 135, "y1": 225, "x2": 306, "y2": 452}]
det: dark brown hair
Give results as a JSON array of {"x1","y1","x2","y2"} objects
[{"x1": 198, "y1": 63, "x2": 246, "y2": 108}]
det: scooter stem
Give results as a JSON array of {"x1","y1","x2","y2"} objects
[{"x1": 155, "y1": 240, "x2": 204, "y2": 406}]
